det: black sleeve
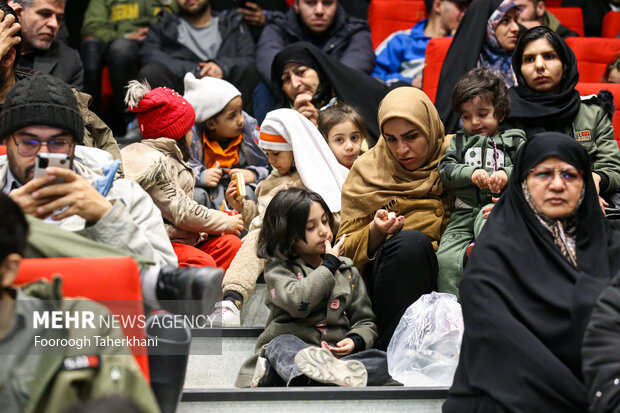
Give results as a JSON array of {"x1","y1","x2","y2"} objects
[
  {"x1": 321, "y1": 254, "x2": 341, "y2": 274},
  {"x1": 346, "y1": 333, "x2": 365, "y2": 353}
]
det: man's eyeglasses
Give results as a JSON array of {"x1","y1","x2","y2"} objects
[
  {"x1": 528, "y1": 167, "x2": 584, "y2": 184},
  {"x1": 12, "y1": 135, "x2": 74, "y2": 157}
]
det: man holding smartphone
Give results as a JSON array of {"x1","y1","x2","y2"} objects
[{"x1": 0, "y1": 74, "x2": 222, "y2": 314}]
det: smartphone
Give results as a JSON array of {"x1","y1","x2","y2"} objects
[{"x1": 34, "y1": 153, "x2": 70, "y2": 184}]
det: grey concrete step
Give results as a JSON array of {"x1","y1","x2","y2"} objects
[{"x1": 179, "y1": 399, "x2": 444, "y2": 412}]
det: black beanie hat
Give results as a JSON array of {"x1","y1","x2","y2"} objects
[{"x1": 0, "y1": 74, "x2": 84, "y2": 144}]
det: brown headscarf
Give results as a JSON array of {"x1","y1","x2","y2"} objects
[{"x1": 341, "y1": 87, "x2": 449, "y2": 222}]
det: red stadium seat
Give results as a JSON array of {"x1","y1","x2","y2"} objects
[
  {"x1": 14, "y1": 257, "x2": 150, "y2": 381},
  {"x1": 421, "y1": 36, "x2": 452, "y2": 103},
  {"x1": 575, "y1": 83, "x2": 620, "y2": 149},
  {"x1": 547, "y1": 7, "x2": 584, "y2": 36},
  {"x1": 368, "y1": 0, "x2": 427, "y2": 49},
  {"x1": 545, "y1": 0, "x2": 562, "y2": 6},
  {"x1": 0, "y1": 145, "x2": 6, "y2": 156},
  {"x1": 602, "y1": 11, "x2": 620, "y2": 38},
  {"x1": 566, "y1": 37, "x2": 620, "y2": 83}
]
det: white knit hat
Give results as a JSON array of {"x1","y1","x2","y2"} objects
[{"x1": 183, "y1": 73, "x2": 241, "y2": 123}]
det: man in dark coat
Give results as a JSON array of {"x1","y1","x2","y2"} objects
[
  {"x1": 10, "y1": 0, "x2": 84, "y2": 89},
  {"x1": 255, "y1": 0, "x2": 374, "y2": 84},
  {"x1": 514, "y1": 0, "x2": 578, "y2": 38}
]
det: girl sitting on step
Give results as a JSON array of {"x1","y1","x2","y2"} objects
[{"x1": 235, "y1": 188, "x2": 392, "y2": 388}]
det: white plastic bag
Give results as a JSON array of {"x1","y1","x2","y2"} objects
[{"x1": 387, "y1": 292, "x2": 464, "y2": 387}]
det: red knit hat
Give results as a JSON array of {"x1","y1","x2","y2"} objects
[{"x1": 128, "y1": 87, "x2": 196, "y2": 140}]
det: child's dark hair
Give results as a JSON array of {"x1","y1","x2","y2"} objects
[
  {"x1": 0, "y1": 193, "x2": 29, "y2": 263},
  {"x1": 257, "y1": 188, "x2": 334, "y2": 260},
  {"x1": 317, "y1": 104, "x2": 367, "y2": 142},
  {"x1": 604, "y1": 54, "x2": 620, "y2": 83},
  {"x1": 451, "y1": 67, "x2": 511, "y2": 122}
]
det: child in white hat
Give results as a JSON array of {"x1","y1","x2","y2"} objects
[{"x1": 183, "y1": 73, "x2": 270, "y2": 210}]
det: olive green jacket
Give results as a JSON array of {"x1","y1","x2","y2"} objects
[
  {"x1": 4, "y1": 278, "x2": 159, "y2": 413},
  {"x1": 235, "y1": 256, "x2": 378, "y2": 387}
]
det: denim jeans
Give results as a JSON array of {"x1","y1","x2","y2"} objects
[{"x1": 259, "y1": 334, "x2": 393, "y2": 387}]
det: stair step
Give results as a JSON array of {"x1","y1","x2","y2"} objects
[{"x1": 178, "y1": 399, "x2": 444, "y2": 412}]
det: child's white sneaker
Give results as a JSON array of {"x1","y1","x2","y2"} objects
[
  {"x1": 210, "y1": 300, "x2": 241, "y2": 327},
  {"x1": 294, "y1": 347, "x2": 367, "y2": 387}
]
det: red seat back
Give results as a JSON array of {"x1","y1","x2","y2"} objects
[
  {"x1": 566, "y1": 37, "x2": 620, "y2": 83},
  {"x1": 368, "y1": 0, "x2": 427, "y2": 49},
  {"x1": 602, "y1": 11, "x2": 620, "y2": 38},
  {"x1": 545, "y1": 0, "x2": 562, "y2": 6},
  {"x1": 547, "y1": 7, "x2": 584, "y2": 36},
  {"x1": 574, "y1": 82, "x2": 620, "y2": 149},
  {"x1": 422, "y1": 36, "x2": 452, "y2": 103},
  {"x1": 0, "y1": 145, "x2": 6, "y2": 156},
  {"x1": 14, "y1": 257, "x2": 150, "y2": 381}
]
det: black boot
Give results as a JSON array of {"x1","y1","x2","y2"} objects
[
  {"x1": 146, "y1": 311, "x2": 191, "y2": 413},
  {"x1": 156, "y1": 265, "x2": 223, "y2": 316}
]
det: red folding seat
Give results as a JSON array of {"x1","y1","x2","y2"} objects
[
  {"x1": 602, "y1": 11, "x2": 620, "y2": 38},
  {"x1": 421, "y1": 36, "x2": 452, "y2": 103},
  {"x1": 566, "y1": 37, "x2": 620, "y2": 83},
  {"x1": 368, "y1": 0, "x2": 427, "y2": 49},
  {"x1": 547, "y1": 7, "x2": 584, "y2": 36},
  {"x1": 0, "y1": 145, "x2": 6, "y2": 156},
  {"x1": 15, "y1": 257, "x2": 150, "y2": 380}
]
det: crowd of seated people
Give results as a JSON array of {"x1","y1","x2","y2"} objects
[{"x1": 1, "y1": 0, "x2": 620, "y2": 411}]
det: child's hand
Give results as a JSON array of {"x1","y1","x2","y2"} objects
[
  {"x1": 488, "y1": 170, "x2": 508, "y2": 193},
  {"x1": 226, "y1": 213, "x2": 244, "y2": 236},
  {"x1": 203, "y1": 162, "x2": 223, "y2": 187},
  {"x1": 327, "y1": 338, "x2": 355, "y2": 358},
  {"x1": 372, "y1": 209, "x2": 405, "y2": 236},
  {"x1": 324, "y1": 234, "x2": 346, "y2": 257},
  {"x1": 229, "y1": 168, "x2": 256, "y2": 184},
  {"x1": 225, "y1": 180, "x2": 243, "y2": 212},
  {"x1": 471, "y1": 169, "x2": 490, "y2": 189},
  {"x1": 482, "y1": 197, "x2": 500, "y2": 219}
]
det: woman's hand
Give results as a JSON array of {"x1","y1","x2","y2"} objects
[
  {"x1": 293, "y1": 93, "x2": 318, "y2": 125},
  {"x1": 229, "y1": 168, "x2": 256, "y2": 184},
  {"x1": 592, "y1": 172, "x2": 608, "y2": 214},
  {"x1": 226, "y1": 213, "x2": 244, "y2": 236},
  {"x1": 224, "y1": 180, "x2": 243, "y2": 212},
  {"x1": 325, "y1": 234, "x2": 346, "y2": 257},
  {"x1": 488, "y1": 170, "x2": 508, "y2": 193},
  {"x1": 326, "y1": 338, "x2": 355, "y2": 358},
  {"x1": 203, "y1": 162, "x2": 223, "y2": 187},
  {"x1": 471, "y1": 169, "x2": 490, "y2": 189},
  {"x1": 367, "y1": 209, "x2": 405, "y2": 257}
]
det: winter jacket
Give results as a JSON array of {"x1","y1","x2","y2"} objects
[
  {"x1": 583, "y1": 270, "x2": 620, "y2": 413},
  {"x1": 371, "y1": 18, "x2": 430, "y2": 86},
  {"x1": 139, "y1": 9, "x2": 255, "y2": 81},
  {"x1": 438, "y1": 128, "x2": 526, "y2": 209},
  {"x1": 1, "y1": 278, "x2": 159, "y2": 413},
  {"x1": 82, "y1": 0, "x2": 178, "y2": 44},
  {"x1": 235, "y1": 256, "x2": 378, "y2": 387},
  {"x1": 17, "y1": 41, "x2": 84, "y2": 90},
  {"x1": 121, "y1": 138, "x2": 233, "y2": 245},
  {"x1": 0, "y1": 146, "x2": 177, "y2": 266},
  {"x1": 505, "y1": 98, "x2": 620, "y2": 194},
  {"x1": 189, "y1": 112, "x2": 270, "y2": 189},
  {"x1": 255, "y1": 5, "x2": 374, "y2": 82}
]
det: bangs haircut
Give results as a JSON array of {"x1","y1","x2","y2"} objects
[
  {"x1": 451, "y1": 67, "x2": 510, "y2": 121},
  {"x1": 317, "y1": 103, "x2": 367, "y2": 142},
  {"x1": 257, "y1": 188, "x2": 334, "y2": 260}
]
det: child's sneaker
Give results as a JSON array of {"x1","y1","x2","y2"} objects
[
  {"x1": 210, "y1": 300, "x2": 241, "y2": 327},
  {"x1": 294, "y1": 347, "x2": 367, "y2": 387}
]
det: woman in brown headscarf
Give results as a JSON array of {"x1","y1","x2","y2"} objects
[{"x1": 337, "y1": 87, "x2": 452, "y2": 350}]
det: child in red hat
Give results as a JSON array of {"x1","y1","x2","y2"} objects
[{"x1": 120, "y1": 80, "x2": 243, "y2": 270}]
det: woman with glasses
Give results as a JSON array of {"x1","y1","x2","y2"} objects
[
  {"x1": 444, "y1": 133, "x2": 620, "y2": 412},
  {"x1": 506, "y1": 26, "x2": 620, "y2": 211}
]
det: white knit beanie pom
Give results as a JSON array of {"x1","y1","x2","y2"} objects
[{"x1": 125, "y1": 79, "x2": 151, "y2": 109}]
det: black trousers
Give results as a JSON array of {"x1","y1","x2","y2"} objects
[{"x1": 366, "y1": 229, "x2": 438, "y2": 350}]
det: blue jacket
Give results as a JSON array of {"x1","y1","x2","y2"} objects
[
  {"x1": 372, "y1": 19, "x2": 430, "y2": 85},
  {"x1": 255, "y1": 5, "x2": 374, "y2": 82}
]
